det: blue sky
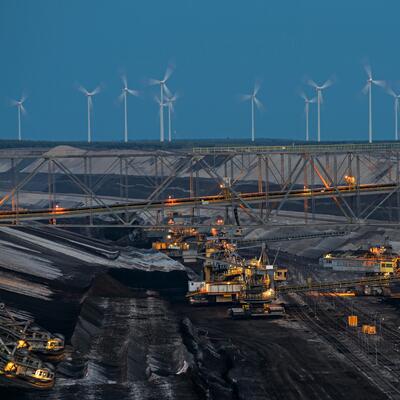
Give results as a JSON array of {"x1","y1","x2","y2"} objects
[{"x1": 0, "y1": 1, "x2": 398, "y2": 142}]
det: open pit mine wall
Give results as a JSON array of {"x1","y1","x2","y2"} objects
[{"x1": 0, "y1": 225, "x2": 188, "y2": 339}]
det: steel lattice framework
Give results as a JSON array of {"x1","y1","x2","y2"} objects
[{"x1": 0, "y1": 142, "x2": 399, "y2": 228}]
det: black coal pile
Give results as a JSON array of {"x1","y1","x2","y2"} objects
[
  {"x1": 0, "y1": 225, "x2": 237, "y2": 400},
  {"x1": 3, "y1": 273, "x2": 234, "y2": 400},
  {"x1": 0, "y1": 225, "x2": 388, "y2": 400},
  {"x1": 0, "y1": 225, "x2": 187, "y2": 338}
]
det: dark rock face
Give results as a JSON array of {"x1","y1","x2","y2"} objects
[
  {"x1": 0, "y1": 226, "x2": 390, "y2": 400},
  {"x1": 70, "y1": 293, "x2": 199, "y2": 399},
  {"x1": 180, "y1": 318, "x2": 234, "y2": 399},
  {"x1": 8, "y1": 274, "x2": 234, "y2": 400},
  {"x1": 0, "y1": 225, "x2": 188, "y2": 339}
]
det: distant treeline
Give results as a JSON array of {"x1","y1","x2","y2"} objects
[{"x1": 0, "y1": 138, "x2": 373, "y2": 151}]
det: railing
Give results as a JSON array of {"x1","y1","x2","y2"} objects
[
  {"x1": 192, "y1": 142, "x2": 400, "y2": 155},
  {"x1": 277, "y1": 275, "x2": 400, "y2": 294}
]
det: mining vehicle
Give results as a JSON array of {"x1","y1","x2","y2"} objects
[
  {"x1": 227, "y1": 247, "x2": 286, "y2": 319},
  {"x1": 0, "y1": 303, "x2": 65, "y2": 357},
  {"x1": 151, "y1": 216, "x2": 234, "y2": 262},
  {"x1": 228, "y1": 272, "x2": 400, "y2": 319},
  {"x1": 0, "y1": 336, "x2": 55, "y2": 389},
  {"x1": 320, "y1": 242, "x2": 399, "y2": 275},
  {"x1": 320, "y1": 241, "x2": 400, "y2": 295},
  {"x1": 228, "y1": 302, "x2": 285, "y2": 319},
  {"x1": 187, "y1": 240, "x2": 287, "y2": 306},
  {"x1": 152, "y1": 224, "x2": 200, "y2": 262},
  {"x1": 187, "y1": 237, "x2": 246, "y2": 304}
]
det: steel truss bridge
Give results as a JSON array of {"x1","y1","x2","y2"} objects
[{"x1": 0, "y1": 142, "x2": 400, "y2": 228}]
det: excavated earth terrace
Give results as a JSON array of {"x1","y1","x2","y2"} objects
[{"x1": 0, "y1": 225, "x2": 395, "y2": 400}]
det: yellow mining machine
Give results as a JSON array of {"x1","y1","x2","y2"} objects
[
  {"x1": 0, "y1": 303, "x2": 65, "y2": 389},
  {"x1": 320, "y1": 241, "x2": 400, "y2": 295},
  {"x1": 227, "y1": 246, "x2": 286, "y2": 319},
  {"x1": 0, "y1": 303, "x2": 65, "y2": 358},
  {"x1": 187, "y1": 239, "x2": 287, "y2": 314},
  {"x1": 151, "y1": 214, "x2": 235, "y2": 262},
  {"x1": 152, "y1": 225, "x2": 200, "y2": 262},
  {"x1": 0, "y1": 336, "x2": 55, "y2": 389}
]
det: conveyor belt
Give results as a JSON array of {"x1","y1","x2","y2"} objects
[
  {"x1": 0, "y1": 182, "x2": 395, "y2": 222},
  {"x1": 277, "y1": 275, "x2": 400, "y2": 294}
]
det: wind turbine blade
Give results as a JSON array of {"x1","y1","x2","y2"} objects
[
  {"x1": 253, "y1": 81, "x2": 261, "y2": 96},
  {"x1": 254, "y1": 97, "x2": 263, "y2": 110},
  {"x1": 386, "y1": 86, "x2": 396, "y2": 97},
  {"x1": 163, "y1": 83, "x2": 172, "y2": 98},
  {"x1": 148, "y1": 78, "x2": 160, "y2": 86},
  {"x1": 308, "y1": 79, "x2": 318, "y2": 88},
  {"x1": 362, "y1": 83, "x2": 369, "y2": 95},
  {"x1": 11, "y1": 99, "x2": 18, "y2": 107},
  {"x1": 321, "y1": 79, "x2": 333, "y2": 89},
  {"x1": 79, "y1": 86, "x2": 88, "y2": 95},
  {"x1": 364, "y1": 64, "x2": 372, "y2": 80},
  {"x1": 20, "y1": 104, "x2": 27, "y2": 115},
  {"x1": 239, "y1": 94, "x2": 252, "y2": 102},
  {"x1": 310, "y1": 97, "x2": 317, "y2": 103},
  {"x1": 166, "y1": 94, "x2": 178, "y2": 103},
  {"x1": 163, "y1": 65, "x2": 174, "y2": 82},
  {"x1": 154, "y1": 95, "x2": 161, "y2": 105},
  {"x1": 372, "y1": 80, "x2": 385, "y2": 88},
  {"x1": 122, "y1": 74, "x2": 128, "y2": 88},
  {"x1": 118, "y1": 92, "x2": 124, "y2": 102},
  {"x1": 300, "y1": 92, "x2": 308, "y2": 102},
  {"x1": 92, "y1": 86, "x2": 101, "y2": 95},
  {"x1": 169, "y1": 93, "x2": 179, "y2": 102},
  {"x1": 127, "y1": 88, "x2": 139, "y2": 96}
]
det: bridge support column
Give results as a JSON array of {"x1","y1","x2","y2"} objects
[
  {"x1": 356, "y1": 155, "x2": 361, "y2": 219},
  {"x1": 264, "y1": 156, "x2": 270, "y2": 221},
  {"x1": 397, "y1": 153, "x2": 400, "y2": 223},
  {"x1": 310, "y1": 155, "x2": 315, "y2": 220},
  {"x1": 11, "y1": 158, "x2": 19, "y2": 224},
  {"x1": 304, "y1": 156, "x2": 308, "y2": 223}
]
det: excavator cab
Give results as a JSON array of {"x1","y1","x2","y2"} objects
[{"x1": 274, "y1": 268, "x2": 288, "y2": 281}]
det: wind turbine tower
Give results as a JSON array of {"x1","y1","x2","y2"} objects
[
  {"x1": 79, "y1": 86, "x2": 101, "y2": 143},
  {"x1": 12, "y1": 95, "x2": 27, "y2": 141},
  {"x1": 387, "y1": 86, "x2": 400, "y2": 141},
  {"x1": 241, "y1": 82, "x2": 263, "y2": 142},
  {"x1": 363, "y1": 65, "x2": 385, "y2": 143},
  {"x1": 308, "y1": 78, "x2": 332, "y2": 142},
  {"x1": 150, "y1": 66, "x2": 174, "y2": 142},
  {"x1": 301, "y1": 93, "x2": 316, "y2": 142},
  {"x1": 165, "y1": 94, "x2": 178, "y2": 142},
  {"x1": 120, "y1": 75, "x2": 139, "y2": 143}
]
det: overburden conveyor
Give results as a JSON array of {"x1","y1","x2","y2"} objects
[{"x1": 0, "y1": 182, "x2": 395, "y2": 222}]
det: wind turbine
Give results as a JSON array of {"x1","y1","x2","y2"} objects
[
  {"x1": 300, "y1": 93, "x2": 316, "y2": 142},
  {"x1": 12, "y1": 95, "x2": 27, "y2": 141},
  {"x1": 362, "y1": 65, "x2": 385, "y2": 143},
  {"x1": 165, "y1": 93, "x2": 178, "y2": 143},
  {"x1": 308, "y1": 78, "x2": 333, "y2": 142},
  {"x1": 149, "y1": 66, "x2": 173, "y2": 142},
  {"x1": 119, "y1": 75, "x2": 139, "y2": 143},
  {"x1": 387, "y1": 86, "x2": 400, "y2": 141},
  {"x1": 79, "y1": 85, "x2": 101, "y2": 143},
  {"x1": 240, "y1": 82, "x2": 263, "y2": 142}
]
